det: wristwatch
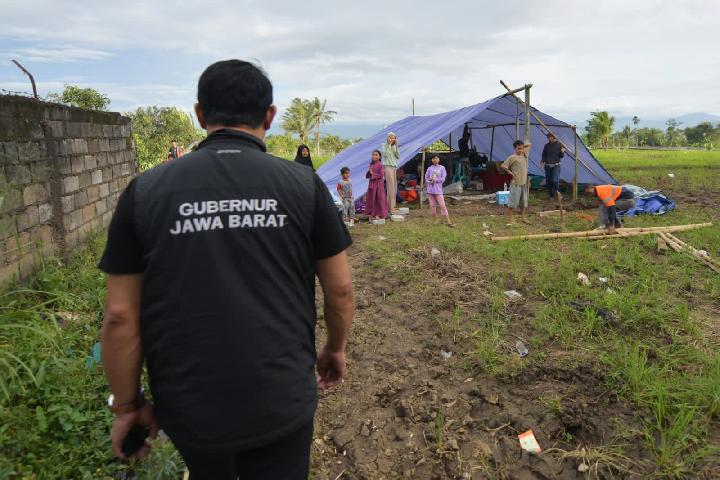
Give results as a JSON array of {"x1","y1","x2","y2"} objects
[{"x1": 107, "y1": 390, "x2": 146, "y2": 414}]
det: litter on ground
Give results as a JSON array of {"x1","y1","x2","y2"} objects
[
  {"x1": 518, "y1": 430, "x2": 542, "y2": 454},
  {"x1": 515, "y1": 340, "x2": 529, "y2": 357},
  {"x1": 503, "y1": 290, "x2": 523, "y2": 300}
]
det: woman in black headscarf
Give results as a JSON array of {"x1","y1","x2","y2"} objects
[{"x1": 294, "y1": 144, "x2": 314, "y2": 171}]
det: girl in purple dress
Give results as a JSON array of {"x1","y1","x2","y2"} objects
[
  {"x1": 364, "y1": 150, "x2": 388, "y2": 219},
  {"x1": 424, "y1": 155, "x2": 454, "y2": 227}
]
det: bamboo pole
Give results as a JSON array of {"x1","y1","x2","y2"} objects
[
  {"x1": 575, "y1": 223, "x2": 714, "y2": 240},
  {"x1": 659, "y1": 232, "x2": 720, "y2": 274},
  {"x1": 524, "y1": 86, "x2": 531, "y2": 144},
  {"x1": 572, "y1": 125, "x2": 578, "y2": 201},
  {"x1": 502, "y1": 83, "x2": 533, "y2": 95},
  {"x1": 515, "y1": 98, "x2": 520, "y2": 140},
  {"x1": 664, "y1": 233, "x2": 720, "y2": 268},
  {"x1": 491, "y1": 223, "x2": 713, "y2": 242},
  {"x1": 490, "y1": 126, "x2": 495, "y2": 162},
  {"x1": 419, "y1": 149, "x2": 426, "y2": 210},
  {"x1": 499, "y1": 81, "x2": 601, "y2": 179}
]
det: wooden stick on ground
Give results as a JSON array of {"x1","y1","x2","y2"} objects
[
  {"x1": 664, "y1": 233, "x2": 720, "y2": 268},
  {"x1": 557, "y1": 192, "x2": 565, "y2": 230},
  {"x1": 536, "y1": 209, "x2": 568, "y2": 217},
  {"x1": 492, "y1": 223, "x2": 713, "y2": 241},
  {"x1": 659, "y1": 233, "x2": 720, "y2": 274}
]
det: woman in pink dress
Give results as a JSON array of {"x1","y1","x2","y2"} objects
[{"x1": 364, "y1": 150, "x2": 388, "y2": 219}]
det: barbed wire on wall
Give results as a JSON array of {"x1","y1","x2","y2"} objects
[{"x1": 0, "y1": 87, "x2": 37, "y2": 98}]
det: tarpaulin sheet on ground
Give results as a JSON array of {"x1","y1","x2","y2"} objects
[
  {"x1": 318, "y1": 94, "x2": 617, "y2": 201},
  {"x1": 619, "y1": 185, "x2": 676, "y2": 217}
]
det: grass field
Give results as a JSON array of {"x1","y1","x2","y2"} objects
[
  {"x1": 319, "y1": 148, "x2": 719, "y2": 478},
  {"x1": 0, "y1": 149, "x2": 718, "y2": 478}
]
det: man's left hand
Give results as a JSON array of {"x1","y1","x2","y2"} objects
[{"x1": 110, "y1": 401, "x2": 159, "y2": 460}]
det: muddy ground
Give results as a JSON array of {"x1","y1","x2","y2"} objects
[{"x1": 309, "y1": 195, "x2": 656, "y2": 480}]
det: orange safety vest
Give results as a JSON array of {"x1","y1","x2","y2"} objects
[{"x1": 595, "y1": 185, "x2": 622, "y2": 207}]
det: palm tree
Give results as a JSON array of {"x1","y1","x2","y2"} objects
[
  {"x1": 281, "y1": 98, "x2": 314, "y2": 144},
  {"x1": 632, "y1": 116, "x2": 640, "y2": 146},
  {"x1": 588, "y1": 111, "x2": 615, "y2": 150},
  {"x1": 309, "y1": 97, "x2": 337, "y2": 156},
  {"x1": 620, "y1": 126, "x2": 633, "y2": 148}
]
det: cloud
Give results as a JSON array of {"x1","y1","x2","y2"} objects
[
  {"x1": 2, "y1": 0, "x2": 719, "y2": 121},
  {"x1": 1, "y1": 46, "x2": 112, "y2": 63}
]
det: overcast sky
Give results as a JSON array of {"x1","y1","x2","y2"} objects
[{"x1": 1, "y1": 0, "x2": 719, "y2": 125}]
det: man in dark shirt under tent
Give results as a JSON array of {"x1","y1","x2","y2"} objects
[
  {"x1": 540, "y1": 132, "x2": 565, "y2": 199},
  {"x1": 99, "y1": 59, "x2": 355, "y2": 479}
]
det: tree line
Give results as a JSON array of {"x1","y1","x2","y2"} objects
[
  {"x1": 46, "y1": 85, "x2": 350, "y2": 167},
  {"x1": 584, "y1": 111, "x2": 720, "y2": 149}
]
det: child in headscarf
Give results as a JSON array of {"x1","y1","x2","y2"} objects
[
  {"x1": 364, "y1": 150, "x2": 388, "y2": 219},
  {"x1": 379, "y1": 132, "x2": 400, "y2": 213}
]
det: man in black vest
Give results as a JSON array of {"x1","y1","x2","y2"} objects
[{"x1": 99, "y1": 60, "x2": 355, "y2": 479}]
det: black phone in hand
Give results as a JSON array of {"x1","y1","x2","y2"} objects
[{"x1": 122, "y1": 425, "x2": 149, "y2": 457}]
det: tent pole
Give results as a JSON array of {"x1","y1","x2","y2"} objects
[
  {"x1": 499, "y1": 81, "x2": 601, "y2": 179},
  {"x1": 419, "y1": 149, "x2": 426, "y2": 210},
  {"x1": 573, "y1": 125, "x2": 578, "y2": 201},
  {"x1": 524, "y1": 85, "x2": 531, "y2": 144},
  {"x1": 515, "y1": 99, "x2": 520, "y2": 139},
  {"x1": 490, "y1": 126, "x2": 495, "y2": 162}
]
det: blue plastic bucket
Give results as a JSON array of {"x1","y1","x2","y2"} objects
[{"x1": 496, "y1": 191, "x2": 510, "y2": 206}]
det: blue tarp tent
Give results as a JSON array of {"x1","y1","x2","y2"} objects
[{"x1": 318, "y1": 94, "x2": 616, "y2": 199}]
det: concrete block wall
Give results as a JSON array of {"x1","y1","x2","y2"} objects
[{"x1": 0, "y1": 95, "x2": 137, "y2": 285}]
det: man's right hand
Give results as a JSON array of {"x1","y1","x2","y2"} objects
[
  {"x1": 316, "y1": 344, "x2": 346, "y2": 390},
  {"x1": 110, "y1": 401, "x2": 158, "y2": 460}
]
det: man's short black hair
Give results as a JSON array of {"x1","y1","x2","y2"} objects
[
  {"x1": 340, "y1": 166, "x2": 350, "y2": 175},
  {"x1": 513, "y1": 140, "x2": 524, "y2": 148},
  {"x1": 198, "y1": 60, "x2": 273, "y2": 128}
]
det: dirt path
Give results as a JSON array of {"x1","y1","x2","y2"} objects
[{"x1": 310, "y1": 213, "x2": 643, "y2": 480}]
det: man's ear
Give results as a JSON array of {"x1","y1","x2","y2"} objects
[
  {"x1": 194, "y1": 103, "x2": 207, "y2": 129},
  {"x1": 263, "y1": 105, "x2": 277, "y2": 131}
]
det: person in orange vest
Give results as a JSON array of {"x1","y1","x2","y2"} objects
[{"x1": 585, "y1": 184, "x2": 635, "y2": 234}]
